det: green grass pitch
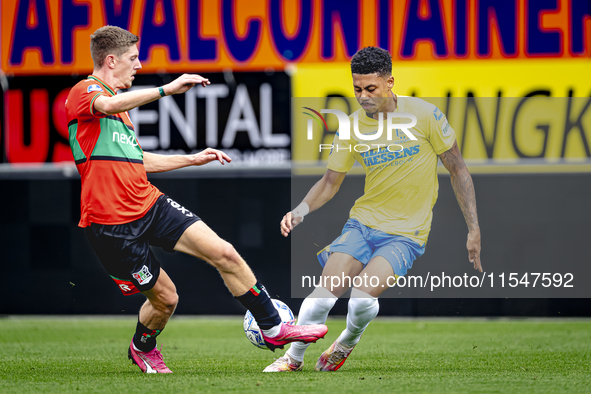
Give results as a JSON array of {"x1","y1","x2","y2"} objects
[{"x1": 1, "y1": 317, "x2": 590, "y2": 393}]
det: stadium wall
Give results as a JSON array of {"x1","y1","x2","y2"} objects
[
  {"x1": 1, "y1": 172, "x2": 589, "y2": 317},
  {"x1": 2, "y1": 0, "x2": 589, "y2": 317}
]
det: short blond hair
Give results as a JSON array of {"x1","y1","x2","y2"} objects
[{"x1": 90, "y1": 26, "x2": 139, "y2": 68}]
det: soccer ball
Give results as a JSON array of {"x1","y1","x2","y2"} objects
[{"x1": 243, "y1": 299, "x2": 295, "y2": 349}]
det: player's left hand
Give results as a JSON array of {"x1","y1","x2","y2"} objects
[
  {"x1": 190, "y1": 148, "x2": 232, "y2": 166},
  {"x1": 165, "y1": 73, "x2": 210, "y2": 95},
  {"x1": 467, "y1": 229, "x2": 482, "y2": 272}
]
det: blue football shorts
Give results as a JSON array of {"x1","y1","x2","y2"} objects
[{"x1": 317, "y1": 218, "x2": 425, "y2": 277}]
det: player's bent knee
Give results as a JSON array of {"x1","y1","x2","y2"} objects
[
  {"x1": 211, "y1": 241, "x2": 243, "y2": 273},
  {"x1": 349, "y1": 295, "x2": 378, "y2": 311},
  {"x1": 349, "y1": 288, "x2": 379, "y2": 316},
  {"x1": 164, "y1": 292, "x2": 179, "y2": 309},
  {"x1": 310, "y1": 296, "x2": 338, "y2": 312},
  {"x1": 150, "y1": 291, "x2": 179, "y2": 315},
  {"x1": 308, "y1": 286, "x2": 339, "y2": 308}
]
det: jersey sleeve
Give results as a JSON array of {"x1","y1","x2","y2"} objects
[
  {"x1": 75, "y1": 81, "x2": 109, "y2": 119},
  {"x1": 326, "y1": 132, "x2": 355, "y2": 173},
  {"x1": 428, "y1": 105, "x2": 456, "y2": 155}
]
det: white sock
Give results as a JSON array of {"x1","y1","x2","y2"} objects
[
  {"x1": 286, "y1": 287, "x2": 337, "y2": 362},
  {"x1": 338, "y1": 288, "x2": 379, "y2": 348},
  {"x1": 261, "y1": 325, "x2": 281, "y2": 337}
]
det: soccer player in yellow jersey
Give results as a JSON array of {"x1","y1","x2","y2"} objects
[{"x1": 264, "y1": 47, "x2": 482, "y2": 372}]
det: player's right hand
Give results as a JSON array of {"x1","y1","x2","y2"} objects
[
  {"x1": 467, "y1": 230, "x2": 482, "y2": 273},
  {"x1": 280, "y1": 212, "x2": 303, "y2": 237}
]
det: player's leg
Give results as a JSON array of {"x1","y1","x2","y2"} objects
[
  {"x1": 338, "y1": 256, "x2": 392, "y2": 345},
  {"x1": 292, "y1": 251, "x2": 365, "y2": 337},
  {"x1": 174, "y1": 220, "x2": 257, "y2": 296},
  {"x1": 288, "y1": 253, "x2": 363, "y2": 353},
  {"x1": 85, "y1": 218, "x2": 177, "y2": 374},
  {"x1": 128, "y1": 268, "x2": 177, "y2": 373},
  {"x1": 147, "y1": 195, "x2": 326, "y2": 350},
  {"x1": 316, "y1": 232, "x2": 424, "y2": 372},
  {"x1": 135, "y1": 268, "x2": 178, "y2": 349},
  {"x1": 265, "y1": 253, "x2": 364, "y2": 372},
  {"x1": 174, "y1": 220, "x2": 327, "y2": 349},
  {"x1": 315, "y1": 256, "x2": 390, "y2": 372},
  {"x1": 265, "y1": 219, "x2": 371, "y2": 372}
]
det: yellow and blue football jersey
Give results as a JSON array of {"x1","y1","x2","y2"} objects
[{"x1": 327, "y1": 96, "x2": 456, "y2": 245}]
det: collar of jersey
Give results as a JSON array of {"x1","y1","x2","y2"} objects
[{"x1": 87, "y1": 76, "x2": 116, "y2": 96}]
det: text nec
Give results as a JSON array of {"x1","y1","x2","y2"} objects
[{"x1": 112, "y1": 132, "x2": 138, "y2": 147}]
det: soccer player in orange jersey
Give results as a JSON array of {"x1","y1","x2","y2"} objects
[{"x1": 66, "y1": 26, "x2": 327, "y2": 373}]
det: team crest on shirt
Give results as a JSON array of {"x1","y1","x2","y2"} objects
[
  {"x1": 87, "y1": 84, "x2": 103, "y2": 93},
  {"x1": 433, "y1": 107, "x2": 444, "y2": 121},
  {"x1": 393, "y1": 129, "x2": 412, "y2": 143},
  {"x1": 132, "y1": 265, "x2": 153, "y2": 285}
]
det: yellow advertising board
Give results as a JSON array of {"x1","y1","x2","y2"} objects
[
  {"x1": 2, "y1": 0, "x2": 590, "y2": 171},
  {"x1": 292, "y1": 60, "x2": 591, "y2": 173}
]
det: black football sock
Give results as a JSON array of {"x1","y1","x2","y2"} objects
[
  {"x1": 235, "y1": 282, "x2": 281, "y2": 330},
  {"x1": 133, "y1": 321, "x2": 163, "y2": 352}
]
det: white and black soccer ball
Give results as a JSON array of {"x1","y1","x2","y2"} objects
[{"x1": 243, "y1": 299, "x2": 295, "y2": 349}]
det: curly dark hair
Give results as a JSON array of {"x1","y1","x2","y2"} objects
[{"x1": 350, "y1": 47, "x2": 392, "y2": 77}]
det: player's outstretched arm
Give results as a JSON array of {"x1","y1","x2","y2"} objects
[
  {"x1": 94, "y1": 74, "x2": 210, "y2": 115},
  {"x1": 143, "y1": 148, "x2": 231, "y2": 173},
  {"x1": 438, "y1": 141, "x2": 483, "y2": 272},
  {"x1": 280, "y1": 169, "x2": 346, "y2": 237}
]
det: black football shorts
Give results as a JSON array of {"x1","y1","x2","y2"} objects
[{"x1": 86, "y1": 194, "x2": 201, "y2": 296}]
